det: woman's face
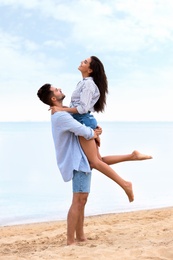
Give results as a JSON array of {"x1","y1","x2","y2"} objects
[{"x1": 78, "y1": 57, "x2": 92, "y2": 75}]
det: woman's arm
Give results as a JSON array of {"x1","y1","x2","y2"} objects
[{"x1": 50, "y1": 106, "x2": 78, "y2": 114}]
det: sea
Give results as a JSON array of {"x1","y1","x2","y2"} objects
[{"x1": 0, "y1": 121, "x2": 173, "y2": 226}]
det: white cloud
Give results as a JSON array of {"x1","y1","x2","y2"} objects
[
  {"x1": 97, "y1": 65, "x2": 173, "y2": 122},
  {"x1": 0, "y1": 0, "x2": 173, "y2": 121},
  {"x1": 24, "y1": 40, "x2": 39, "y2": 51},
  {"x1": 1, "y1": 0, "x2": 173, "y2": 52},
  {"x1": 0, "y1": 29, "x2": 65, "y2": 81},
  {"x1": 71, "y1": 0, "x2": 173, "y2": 52},
  {"x1": 43, "y1": 40, "x2": 65, "y2": 49},
  {"x1": 0, "y1": 0, "x2": 40, "y2": 8}
]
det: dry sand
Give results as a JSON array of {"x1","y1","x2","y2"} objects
[{"x1": 0, "y1": 207, "x2": 173, "y2": 260}]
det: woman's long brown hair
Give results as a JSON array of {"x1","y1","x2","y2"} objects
[{"x1": 89, "y1": 56, "x2": 108, "y2": 112}]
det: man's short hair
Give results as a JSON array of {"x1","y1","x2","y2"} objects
[{"x1": 37, "y1": 83, "x2": 53, "y2": 106}]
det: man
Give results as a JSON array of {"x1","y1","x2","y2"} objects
[{"x1": 37, "y1": 83, "x2": 101, "y2": 245}]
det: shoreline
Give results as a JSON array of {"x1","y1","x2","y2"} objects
[
  {"x1": 1, "y1": 204, "x2": 172, "y2": 228},
  {"x1": 1, "y1": 207, "x2": 173, "y2": 259},
  {"x1": 1, "y1": 205, "x2": 172, "y2": 228}
]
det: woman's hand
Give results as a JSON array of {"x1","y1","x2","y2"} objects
[{"x1": 49, "y1": 106, "x2": 63, "y2": 114}]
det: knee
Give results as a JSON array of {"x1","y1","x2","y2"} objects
[
  {"x1": 89, "y1": 158, "x2": 103, "y2": 169},
  {"x1": 81, "y1": 196, "x2": 88, "y2": 206},
  {"x1": 89, "y1": 162, "x2": 94, "y2": 169},
  {"x1": 78, "y1": 197, "x2": 88, "y2": 210}
]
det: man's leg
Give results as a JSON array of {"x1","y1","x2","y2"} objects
[
  {"x1": 67, "y1": 170, "x2": 91, "y2": 245},
  {"x1": 67, "y1": 192, "x2": 88, "y2": 245},
  {"x1": 75, "y1": 193, "x2": 88, "y2": 242}
]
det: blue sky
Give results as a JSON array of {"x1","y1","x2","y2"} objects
[{"x1": 0, "y1": 0, "x2": 173, "y2": 122}]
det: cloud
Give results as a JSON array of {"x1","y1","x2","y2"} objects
[
  {"x1": 70, "y1": 0, "x2": 173, "y2": 52},
  {"x1": 1, "y1": 0, "x2": 173, "y2": 52},
  {"x1": 0, "y1": 0, "x2": 40, "y2": 9},
  {"x1": 0, "y1": 29, "x2": 65, "y2": 83},
  {"x1": 43, "y1": 40, "x2": 65, "y2": 49},
  {"x1": 97, "y1": 66, "x2": 173, "y2": 122},
  {"x1": 0, "y1": 0, "x2": 173, "y2": 121}
]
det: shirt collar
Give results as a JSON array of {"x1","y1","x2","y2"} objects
[{"x1": 83, "y1": 76, "x2": 93, "y2": 80}]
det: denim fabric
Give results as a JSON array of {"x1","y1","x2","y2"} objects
[
  {"x1": 72, "y1": 113, "x2": 97, "y2": 130},
  {"x1": 72, "y1": 170, "x2": 92, "y2": 193}
]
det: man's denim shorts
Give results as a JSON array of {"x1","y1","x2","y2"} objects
[{"x1": 72, "y1": 170, "x2": 92, "y2": 193}]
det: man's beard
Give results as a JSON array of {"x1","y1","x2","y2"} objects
[
  {"x1": 61, "y1": 94, "x2": 66, "y2": 100},
  {"x1": 57, "y1": 94, "x2": 65, "y2": 101}
]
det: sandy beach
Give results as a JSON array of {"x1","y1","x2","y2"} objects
[{"x1": 0, "y1": 207, "x2": 173, "y2": 260}]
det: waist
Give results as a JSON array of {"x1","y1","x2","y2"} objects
[{"x1": 72, "y1": 113, "x2": 97, "y2": 129}]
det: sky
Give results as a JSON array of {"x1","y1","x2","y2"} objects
[{"x1": 0, "y1": 0, "x2": 173, "y2": 122}]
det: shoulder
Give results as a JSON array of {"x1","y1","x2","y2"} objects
[
  {"x1": 51, "y1": 111, "x2": 69, "y2": 118},
  {"x1": 84, "y1": 77, "x2": 94, "y2": 83},
  {"x1": 84, "y1": 77, "x2": 96, "y2": 87},
  {"x1": 51, "y1": 111, "x2": 72, "y2": 123},
  {"x1": 83, "y1": 77, "x2": 98, "y2": 92},
  {"x1": 51, "y1": 111, "x2": 78, "y2": 128}
]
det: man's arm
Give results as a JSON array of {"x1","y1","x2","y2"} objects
[{"x1": 52, "y1": 112, "x2": 100, "y2": 140}]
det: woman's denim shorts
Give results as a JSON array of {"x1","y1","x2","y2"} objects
[
  {"x1": 72, "y1": 170, "x2": 92, "y2": 193},
  {"x1": 72, "y1": 112, "x2": 97, "y2": 130}
]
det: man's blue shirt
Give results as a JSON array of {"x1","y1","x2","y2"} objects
[{"x1": 51, "y1": 111, "x2": 94, "y2": 182}]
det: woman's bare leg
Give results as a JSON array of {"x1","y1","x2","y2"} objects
[
  {"x1": 102, "y1": 150, "x2": 152, "y2": 165},
  {"x1": 79, "y1": 137, "x2": 134, "y2": 202}
]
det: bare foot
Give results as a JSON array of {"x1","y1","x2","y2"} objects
[
  {"x1": 124, "y1": 182, "x2": 134, "y2": 202},
  {"x1": 67, "y1": 241, "x2": 76, "y2": 246},
  {"x1": 76, "y1": 238, "x2": 87, "y2": 243},
  {"x1": 76, "y1": 237, "x2": 87, "y2": 243},
  {"x1": 67, "y1": 236, "x2": 87, "y2": 246},
  {"x1": 132, "y1": 150, "x2": 152, "y2": 160}
]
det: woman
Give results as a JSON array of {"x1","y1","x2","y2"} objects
[{"x1": 51, "y1": 56, "x2": 152, "y2": 202}]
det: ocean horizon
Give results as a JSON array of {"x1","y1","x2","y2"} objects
[{"x1": 0, "y1": 121, "x2": 173, "y2": 226}]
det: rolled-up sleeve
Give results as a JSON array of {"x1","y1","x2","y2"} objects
[{"x1": 58, "y1": 112, "x2": 94, "y2": 140}]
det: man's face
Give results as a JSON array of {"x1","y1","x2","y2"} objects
[{"x1": 50, "y1": 86, "x2": 65, "y2": 101}]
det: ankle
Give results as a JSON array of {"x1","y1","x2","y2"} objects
[{"x1": 67, "y1": 240, "x2": 76, "y2": 245}]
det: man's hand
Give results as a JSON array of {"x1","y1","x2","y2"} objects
[
  {"x1": 95, "y1": 136, "x2": 101, "y2": 147},
  {"x1": 93, "y1": 126, "x2": 102, "y2": 142},
  {"x1": 94, "y1": 126, "x2": 102, "y2": 136},
  {"x1": 93, "y1": 126, "x2": 102, "y2": 147}
]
